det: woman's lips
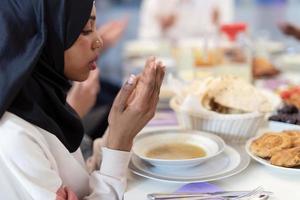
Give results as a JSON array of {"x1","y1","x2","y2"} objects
[
  {"x1": 88, "y1": 61, "x2": 97, "y2": 70},
  {"x1": 88, "y1": 55, "x2": 99, "y2": 70}
]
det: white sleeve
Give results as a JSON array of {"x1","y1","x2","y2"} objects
[
  {"x1": 0, "y1": 128, "x2": 130, "y2": 200},
  {"x1": 84, "y1": 148, "x2": 131, "y2": 200},
  {"x1": 138, "y1": 0, "x2": 162, "y2": 39}
]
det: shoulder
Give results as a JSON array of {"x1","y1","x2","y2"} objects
[
  {"x1": 0, "y1": 113, "x2": 62, "y2": 199},
  {"x1": 0, "y1": 112, "x2": 49, "y2": 161}
]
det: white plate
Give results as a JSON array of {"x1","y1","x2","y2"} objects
[
  {"x1": 256, "y1": 40, "x2": 285, "y2": 54},
  {"x1": 265, "y1": 41, "x2": 285, "y2": 54},
  {"x1": 268, "y1": 121, "x2": 300, "y2": 132},
  {"x1": 129, "y1": 145, "x2": 250, "y2": 183},
  {"x1": 275, "y1": 54, "x2": 300, "y2": 71},
  {"x1": 245, "y1": 137, "x2": 300, "y2": 174}
]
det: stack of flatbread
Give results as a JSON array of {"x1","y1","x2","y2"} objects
[{"x1": 201, "y1": 76, "x2": 272, "y2": 114}]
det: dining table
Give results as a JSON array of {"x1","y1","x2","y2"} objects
[
  {"x1": 121, "y1": 38, "x2": 300, "y2": 199},
  {"x1": 124, "y1": 121, "x2": 300, "y2": 200}
]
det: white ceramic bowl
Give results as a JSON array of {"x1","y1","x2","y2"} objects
[{"x1": 132, "y1": 130, "x2": 225, "y2": 168}]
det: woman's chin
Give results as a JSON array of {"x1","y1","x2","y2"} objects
[{"x1": 73, "y1": 72, "x2": 90, "y2": 82}]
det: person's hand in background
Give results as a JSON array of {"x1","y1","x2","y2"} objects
[
  {"x1": 67, "y1": 68, "x2": 100, "y2": 118},
  {"x1": 97, "y1": 17, "x2": 129, "y2": 50},
  {"x1": 107, "y1": 57, "x2": 165, "y2": 151},
  {"x1": 211, "y1": 6, "x2": 220, "y2": 27},
  {"x1": 157, "y1": 14, "x2": 177, "y2": 32},
  {"x1": 279, "y1": 22, "x2": 300, "y2": 40}
]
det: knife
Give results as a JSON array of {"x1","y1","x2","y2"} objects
[{"x1": 147, "y1": 190, "x2": 273, "y2": 200}]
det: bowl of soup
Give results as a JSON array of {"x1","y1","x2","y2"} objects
[{"x1": 132, "y1": 129, "x2": 225, "y2": 168}]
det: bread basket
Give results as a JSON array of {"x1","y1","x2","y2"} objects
[{"x1": 170, "y1": 96, "x2": 266, "y2": 142}]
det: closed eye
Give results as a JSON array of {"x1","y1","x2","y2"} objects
[{"x1": 81, "y1": 30, "x2": 93, "y2": 35}]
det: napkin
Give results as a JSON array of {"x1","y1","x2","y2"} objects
[
  {"x1": 147, "y1": 110, "x2": 178, "y2": 126},
  {"x1": 175, "y1": 182, "x2": 222, "y2": 193}
]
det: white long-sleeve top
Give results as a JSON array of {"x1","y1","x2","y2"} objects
[
  {"x1": 139, "y1": 0, "x2": 234, "y2": 39},
  {"x1": 0, "y1": 112, "x2": 131, "y2": 200}
]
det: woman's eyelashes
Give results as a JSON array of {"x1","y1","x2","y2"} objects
[
  {"x1": 81, "y1": 29, "x2": 93, "y2": 35},
  {"x1": 81, "y1": 21, "x2": 95, "y2": 35}
]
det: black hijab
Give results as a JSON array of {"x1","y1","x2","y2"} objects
[{"x1": 0, "y1": 0, "x2": 94, "y2": 152}]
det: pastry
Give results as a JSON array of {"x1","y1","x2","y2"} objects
[
  {"x1": 252, "y1": 57, "x2": 280, "y2": 78},
  {"x1": 270, "y1": 147, "x2": 300, "y2": 167},
  {"x1": 283, "y1": 130, "x2": 300, "y2": 147},
  {"x1": 294, "y1": 137, "x2": 300, "y2": 147},
  {"x1": 250, "y1": 133, "x2": 292, "y2": 158}
]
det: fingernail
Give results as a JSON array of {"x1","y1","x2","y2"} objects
[
  {"x1": 152, "y1": 61, "x2": 157, "y2": 69},
  {"x1": 150, "y1": 56, "x2": 156, "y2": 61},
  {"x1": 127, "y1": 74, "x2": 136, "y2": 85}
]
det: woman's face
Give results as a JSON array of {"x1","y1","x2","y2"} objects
[{"x1": 64, "y1": 6, "x2": 103, "y2": 81}]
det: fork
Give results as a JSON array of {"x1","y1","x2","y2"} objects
[{"x1": 230, "y1": 186, "x2": 264, "y2": 200}]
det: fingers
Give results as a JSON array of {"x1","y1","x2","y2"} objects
[
  {"x1": 155, "y1": 61, "x2": 166, "y2": 98},
  {"x1": 144, "y1": 56, "x2": 156, "y2": 71},
  {"x1": 136, "y1": 57, "x2": 157, "y2": 103},
  {"x1": 56, "y1": 186, "x2": 67, "y2": 200},
  {"x1": 156, "y1": 61, "x2": 166, "y2": 93},
  {"x1": 130, "y1": 57, "x2": 165, "y2": 116},
  {"x1": 149, "y1": 61, "x2": 166, "y2": 111},
  {"x1": 64, "y1": 187, "x2": 79, "y2": 200},
  {"x1": 112, "y1": 74, "x2": 137, "y2": 112},
  {"x1": 143, "y1": 57, "x2": 165, "y2": 97}
]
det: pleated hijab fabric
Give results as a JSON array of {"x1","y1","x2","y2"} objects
[{"x1": 0, "y1": 0, "x2": 94, "y2": 152}]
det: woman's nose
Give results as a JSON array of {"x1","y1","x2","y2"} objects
[{"x1": 92, "y1": 36, "x2": 103, "y2": 51}]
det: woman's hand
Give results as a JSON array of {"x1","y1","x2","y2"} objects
[
  {"x1": 67, "y1": 68, "x2": 100, "y2": 118},
  {"x1": 107, "y1": 57, "x2": 165, "y2": 151}
]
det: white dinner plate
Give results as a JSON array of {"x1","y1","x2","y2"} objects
[
  {"x1": 275, "y1": 54, "x2": 300, "y2": 71},
  {"x1": 129, "y1": 144, "x2": 250, "y2": 183},
  {"x1": 245, "y1": 137, "x2": 300, "y2": 174},
  {"x1": 268, "y1": 121, "x2": 300, "y2": 132}
]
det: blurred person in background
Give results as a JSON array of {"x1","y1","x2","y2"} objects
[
  {"x1": 67, "y1": 69, "x2": 100, "y2": 119},
  {"x1": 139, "y1": 0, "x2": 234, "y2": 40}
]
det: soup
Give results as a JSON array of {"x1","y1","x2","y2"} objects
[{"x1": 146, "y1": 143, "x2": 206, "y2": 160}]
